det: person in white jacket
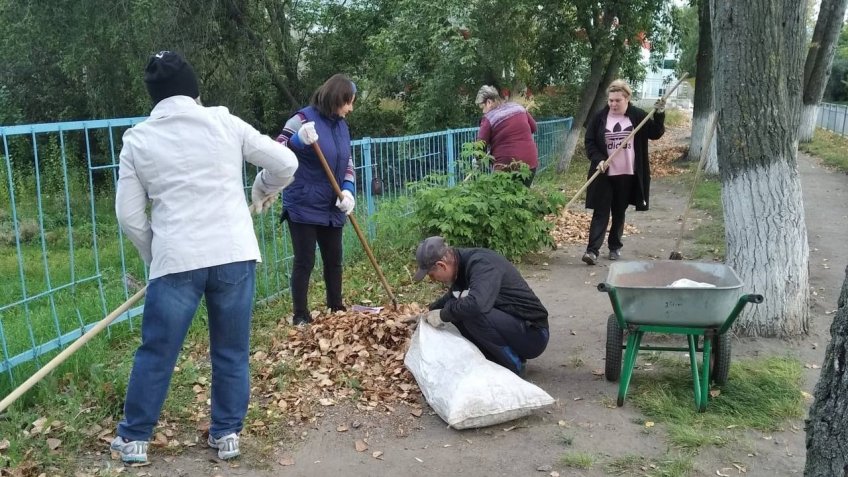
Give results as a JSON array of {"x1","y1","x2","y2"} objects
[{"x1": 110, "y1": 51, "x2": 301, "y2": 464}]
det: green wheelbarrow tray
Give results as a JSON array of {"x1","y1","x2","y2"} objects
[{"x1": 598, "y1": 260, "x2": 764, "y2": 412}]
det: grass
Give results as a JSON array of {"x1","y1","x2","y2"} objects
[
  {"x1": 628, "y1": 356, "x2": 804, "y2": 449},
  {"x1": 605, "y1": 453, "x2": 694, "y2": 477},
  {"x1": 799, "y1": 128, "x2": 848, "y2": 173},
  {"x1": 664, "y1": 109, "x2": 690, "y2": 128},
  {"x1": 560, "y1": 451, "x2": 595, "y2": 469},
  {"x1": 687, "y1": 173, "x2": 725, "y2": 260}
]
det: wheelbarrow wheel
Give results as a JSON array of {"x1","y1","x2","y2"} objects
[
  {"x1": 605, "y1": 315, "x2": 624, "y2": 382},
  {"x1": 709, "y1": 332, "x2": 731, "y2": 386}
]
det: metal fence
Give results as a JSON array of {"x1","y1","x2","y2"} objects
[
  {"x1": 816, "y1": 102, "x2": 848, "y2": 136},
  {"x1": 0, "y1": 115, "x2": 571, "y2": 382}
]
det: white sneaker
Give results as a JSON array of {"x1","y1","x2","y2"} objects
[
  {"x1": 110, "y1": 435, "x2": 148, "y2": 463},
  {"x1": 208, "y1": 432, "x2": 240, "y2": 460}
]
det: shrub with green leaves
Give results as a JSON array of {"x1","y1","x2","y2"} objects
[{"x1": 413, "y1": 142, "x2": 564, "y2": 259}]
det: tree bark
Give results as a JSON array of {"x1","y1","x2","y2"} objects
[
  {"x1": 587, "y1": 49, "x2": 622, "y2": 127},
  {"x1": 712, "y1": 0, "x2": 809, "y2": 337},
  {"x1": 799, "y1": 0, "x2": 848, "y2": 142},
  {"x1": 556, "y1": 49, "x2": 609, "y2": 173},
  {"x1": 805, "y1": 266, "x2": 848, "y2": 477},
  {"x1": 689, "y1": 0, "x2": 717, "y2": 174}
]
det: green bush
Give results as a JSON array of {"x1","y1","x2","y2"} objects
[{"x1": 412, "y1": 142, "x2": 564, "y2": 259}]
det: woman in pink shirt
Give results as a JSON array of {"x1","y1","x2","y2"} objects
[
  {"x1": 581, "y1": 80, "x2": 665, "y2": 265},
  {"x1": 475, "y1": 86, "x2": 539, "y2": 187}
]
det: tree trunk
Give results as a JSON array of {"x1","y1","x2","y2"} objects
[
  {"x1": 712, "y1": 0, "x2": 810, "y2": 337},
  {"x1": 689, "y1": 0, "x2": 716, "y2": 173},
  {"x1": 587, "y1": 49, "x2": 622, "y2": 127},
  {"x1": 805, "y1": 266, "x2": 848, "y2": 477},
  {"x1": 799, "y1": 0, "x2": 848, "y2": 142},
  {"x1": 556, "y1": 50, "x2": 609, "y2": 173}
]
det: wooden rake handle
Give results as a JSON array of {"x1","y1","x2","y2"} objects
[
  {"x1": 0, "y1": 286, "x2": 148, "y2": 414},
  {"x1": 673, "y1": 115, "x2": 718, "y2": 253},
  {"x1": 311, "y1": 143, "x2": 398, "y2": 309},
  {"x1": 564, "y1": 73, "x2": 689, "y2": 210}
]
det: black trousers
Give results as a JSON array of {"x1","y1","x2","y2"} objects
[
  {"x1": 453, "y1": 308, "x2": 549, "y2": 374},
  {"x1": 288, "y1": 220, "x2": 344, "y2": 318},
  {"x1": 586, "y1": 174, "x2": 636, "y2": 255}
]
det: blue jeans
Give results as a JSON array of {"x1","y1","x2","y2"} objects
[{"x1": 117, "y1": 260, "x2": 256, "y2": 441}]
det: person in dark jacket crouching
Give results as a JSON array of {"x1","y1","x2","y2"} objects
[{"x1": 412, "y1": 236, "x2": 550, "y2": 376}]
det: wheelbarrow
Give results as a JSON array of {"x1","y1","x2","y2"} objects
[{"x1": 597, "y1": 260, "x2": 763, "y2": 412}]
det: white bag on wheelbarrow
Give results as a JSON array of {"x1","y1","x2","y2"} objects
[{"x1": 404, "y1": 320, "x2": 555, "y2": 429}]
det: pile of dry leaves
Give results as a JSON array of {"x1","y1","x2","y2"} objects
[
  {"x1": 547, "y1": 209, "x2": 639, "y2": 248},
  {"x1": 651, "y1": 144, "x2": 689, "y2": 177},
  {"x1": 250, "y1": 303, "x2": 428, "y2": 427}
]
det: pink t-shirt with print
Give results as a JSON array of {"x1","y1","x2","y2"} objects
[{"x1": 605, "y1": 113, "x2": 635, "y2": 176}]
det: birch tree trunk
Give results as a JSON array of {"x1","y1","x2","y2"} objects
[
  {"x1": 688, "y1": 0, "x2": 718, "y2": 174},
  {"x1": 805, "y1": 266, "x2": 848, "y2": 477},
  {"x1": 712, "y1": 0, "x2": 810, "y2": 337},
  {"x1": 799, "y1": 0, "x2": 848, "y2": 142}
]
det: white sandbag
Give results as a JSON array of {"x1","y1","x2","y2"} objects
[
  {"x1": 404, "y1": 320, "x2": 555, "y2": 429},
  {"x1": 669, "y1": 278, "x2": 716, "y2": 288}
]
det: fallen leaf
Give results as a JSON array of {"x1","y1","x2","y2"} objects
[
  {"x1": 573, "y1": 397, "x2": 583, "y2": 401},
  {"x1": 355, "y1": 439, "x2": 368, "y2": 452},
  {"x1": 716, "y1": 468, "x2": 732, "y2": 477},
  {"x1": 278, "y1": 457, "x2": 294, "y2": 466},
  {"x1": 550, "y1": 472, "x2": 560, "y2": 477},
  {"x1": 410, "y1": 409, "x2": 423, "y2": 417},
  {"x1": 732, "y1": 463, "x2": 747, "y2": 473},
  {"x1": 46, "y1": 438, "x2": 61, "y2": 450},
  {"x1": 372, "y1": 451, "x2": 383, "y2": 459},
  {"x1": 0, "y1": 439, "x2": 9, "y2": 451},
  {"x1": 591, "y1": 369, "x2": 604, "y2": 376},
  {"x1": 557, "y1": 420, "x2": 568, "y2": 427},
  {"x1": 645, "y1": 421, "x2": 655, "y2": 428},
  {"x1": 502, "y1": 426, "x2": 516, "y2": 432},
  {"x1": 336, "y1": 425, "x2": 349, "y2": 432},
  {"x1": 709, "y1": 389, "x2": 721, "y2": 398},
  {"x1": 319, "y1": 398, "x2": 335, "y2": 406},
  {"x1": 415, "y1": 457, "x2": 423, "y2": 463}
]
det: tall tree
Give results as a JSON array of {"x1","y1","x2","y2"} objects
[
  {"x1": 805, "y1": 266, "x2": 848, "y2": 476},
  {"x1": 555, "y1": 0, "x2": 668, "y2": 173},
  {"x1": 799, "y1": 0, "x2": 848, "y2": 142},
  {"x1": 687, "y1": 0, "x2": 718, "y2": 174},
  {"x1": 712, "y1": 0, "x2": 809, "y2": 336}
]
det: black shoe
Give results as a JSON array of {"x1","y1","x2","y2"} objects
[
  {"x1": 609, "y1": 249, "x2": 621, "y2": 261},
  {"x1": 329, "y1": 304, "x2": 347, "y2": 313},
  {"x1": 582, "y1": 252, "x2": 598, "y2": 265},
  {"x1": 292, "y1": 314, "x2": 311, "y2": 326}
]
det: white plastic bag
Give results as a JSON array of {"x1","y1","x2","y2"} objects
[{"x1": 404, "y1": 320, "x2": 555, "y2": 429}]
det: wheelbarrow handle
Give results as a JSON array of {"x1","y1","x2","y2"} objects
[
  {"x1": 597, "y1": 283, "x2": 612, "y2": 292},
  {"x1": 745, "y1": 294, "x2": 764, "y2": 304}
]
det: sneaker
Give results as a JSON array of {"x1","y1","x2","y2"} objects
[
  {"x1": 110, "y1": 436, "x2": 148, "y2": 464},
  {"x1": 609, "y1": 249, "x2": 621, "y2": 261},
  {"x1": 208, "y1": 433, "x2": 240, "y2": 460},
  {"x1": 292, "y1": 314, "x2": 311, "y2": 326},
  {"x1": 581, "y1": 252, "x2": 598, "y2": 266}
]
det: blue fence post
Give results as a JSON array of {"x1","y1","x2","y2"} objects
[
  {"x1": 362, "y1": 138, "x2": 376, "y2": 240},
  {"x1": 446, "y1": 131, "x2": 456, "y2": 187}
]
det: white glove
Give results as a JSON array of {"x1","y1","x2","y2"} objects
[
  {"x1": 336, "y1": 190, "x2": 355, "y2": 215},
  {"x1": 654, "y1": 98, "x2": 666, "y2": 113},
  {"x1": 297, "y1": 122, "x2": 319, "y2": 146},
  {"x1": 424, "y1": 309, "x2": 443, "y2": 327},
  {"x1": 249, "y1": 179, "x2": 278, "y2": 215}
]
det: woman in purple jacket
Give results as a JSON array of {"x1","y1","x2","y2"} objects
[
  {"x1": 475, "y1": 85, "x2": 539, "y2": 187},
  {"x1": 276, "y1": 74, "x2": 357, "y2": 325}
]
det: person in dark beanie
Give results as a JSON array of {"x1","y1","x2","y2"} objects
[
  {"x1": 111, "y1": 51, "x2": 299, "y2": 464},
  {"x1": 411, "y1": 236, "x2": 550, "y2": 377}
]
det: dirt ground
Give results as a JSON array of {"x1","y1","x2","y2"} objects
[{"x1": 82, "y1": 143, "x2": 847, "y2": 477}]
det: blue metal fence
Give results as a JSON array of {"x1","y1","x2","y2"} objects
[
  {"x1": 0, "y1": 115, "x2": 571, "y2": 382},
  {"x1": 816, "y1": 102, "x2": 848, "y2": 136}
]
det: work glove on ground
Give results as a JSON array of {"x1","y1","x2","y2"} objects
[
  {"x1": 336, "y1": 190, "x2": 356, "y2": 215},
  {"x1": 654, "y1": 98, "x2": 666, "y2": 113},
  {"x1": 424, "y1": 309, "x2": 443, "y2": 328}
]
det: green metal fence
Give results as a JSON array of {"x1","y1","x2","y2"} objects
[{"x1": 0, "y1": 116, "x2": 571, "y2": 383}]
